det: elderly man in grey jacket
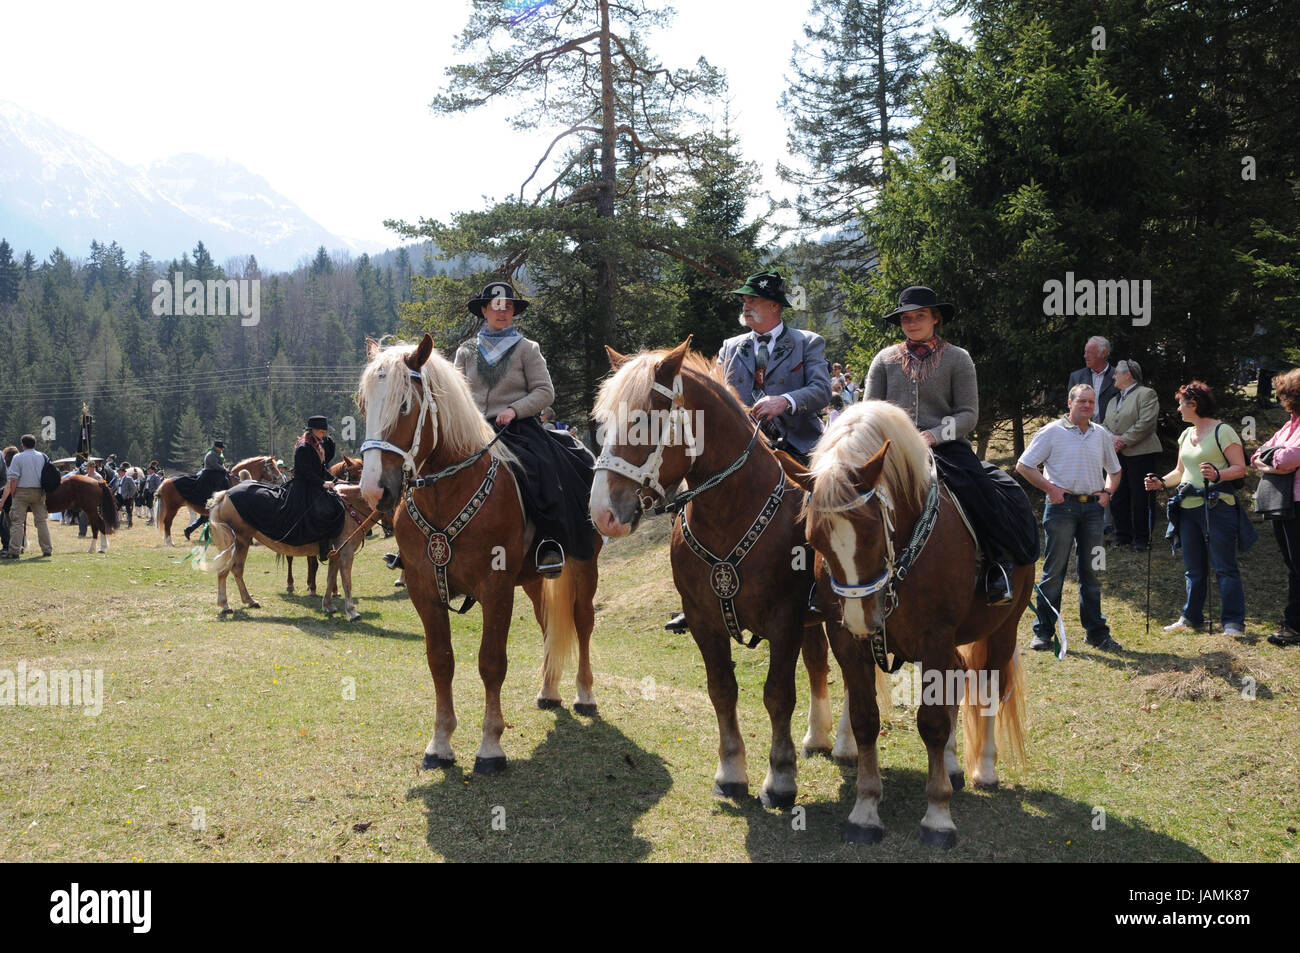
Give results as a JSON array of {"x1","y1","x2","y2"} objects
[{"x1": 716, "y1": 270, "x2": 831, "y2": 466}]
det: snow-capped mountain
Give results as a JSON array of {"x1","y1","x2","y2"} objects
[{"x1": 0, "y1": 102, "x2": 383, "y2": 269}]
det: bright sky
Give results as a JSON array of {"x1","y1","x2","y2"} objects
[{"x1": 2, "y1": 0, "x2": 964, "y2": 249}]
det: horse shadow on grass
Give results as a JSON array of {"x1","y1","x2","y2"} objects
[
  {"x1": 408, "y1": 707, "x2": 672, "y2": 862},
  {"x1": 718, "y1": 764, "x2": 1211, "y2": 862},
  {"x1": 216, "y1": 604, "x2": 424, "y2": 642}
]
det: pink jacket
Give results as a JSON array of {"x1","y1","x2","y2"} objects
[{"x1": 1252, "y1": 413, "x2": 1300, "y2": 501}]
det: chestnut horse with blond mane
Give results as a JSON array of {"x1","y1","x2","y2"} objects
[
  {"x1": 155, "y1": 455, "x2": 286, "y2": 546},
  {"x1": 356, "y1": 334, "x2": 602, "y2": 775},
  {"x1": 590, "y1": 340, "x2": 864, "y2": 812},
  {"x1": 791, "y1": 399, "x2": 1031, "y2": 847}
]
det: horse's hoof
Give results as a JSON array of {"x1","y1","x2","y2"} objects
[
  {"x1": 801, "y1": 744, "x2": 831, "y2": 759},
  {"x1": 308, "y1": 588, "x2": 317, "y2": 596},
  {"x1": 712, "y1": 781, "x2": 748, "y2": 800},
  {"x1": 422, "y1": 753, "x2": 454, "y2": 770},
  {"x1": 219, "y1": 608, "x2": 233, "y2": 616},
  {"x1": 974, "y1": 779, "x2": 998, "y2": 792},
  {"x1": 285, "y1": 587, "x2": 294, "y2": 593},
  {"x1": 474, "y1": 756, "x2": 507, "y2": 776},
  {"x1": 843, "y1": 822, "x2": 884, "y2": 845},
  {"x1": 760, "y1": 789, "x2": 797, "y2": 810},
  {"x1": 573, "y1": 702, "x2": 598, "y2": 717},
  {"x1": 246, "y1": 601, "x2": 261, "y2": 609},
  {"x1": 536, "y1": 697, "x2": 561, "y2": 710},
  {"x1": 393, "y1": 580, "x2": 405, "y2": 588},
  {"x1": 346, "y1": 611, "x2": 361, "y2": 622},
  {"x1": 834, "y1": 755, "x2": 859, "y2": 769},
  {"x1": 917, "y1": 826, "x2": 957, "y2": 850},
  {"x1": 949, "y1": 771, "x2": 966, "y2": 792}
]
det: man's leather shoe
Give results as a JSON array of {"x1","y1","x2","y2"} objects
[
  {"x1": 664, "y1": 612, "x2": 689, "y2": 633},
  {"x1": 1267, "y1": 624, "x2": 1300, "y2": 647},
  {"x1": 1086, "y1": 635, "x2": 1124, "y2": 652},
  {"x1": 1131, "y1": 541, "x2": 1150, "y2": 552},
  {"x1": 1029, "y1": 634, "x2": 1053, "y2": 651}
]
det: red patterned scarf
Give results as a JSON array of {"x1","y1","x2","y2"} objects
[
  {"x1": 896, "y1": 336, "x2": 948, "y2": 383},
  {"x1": 298, "y1": 431, "x2": 325, "y2": 463}
]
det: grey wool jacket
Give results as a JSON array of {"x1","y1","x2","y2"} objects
[
  {"x1": 454, "y1": 337, "x2": 556, "y2": 421},
  {"x1": 865, "y1": 342, "x2": 979, "y2": 445}
]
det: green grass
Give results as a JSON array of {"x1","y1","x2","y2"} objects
[{"x1": 1, "y1": 492, "x2": 1297, "y2": 863}]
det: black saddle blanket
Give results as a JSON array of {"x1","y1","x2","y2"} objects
[
  {"x1": 932, "y1": 440, "x2": 1040, "y2": 566},
  {"x1": 226, "y1": 480, "x2": 345, "y2": 548},
  {"x1": 173, "y1": 469, "x2": 230, "y2": 508}
]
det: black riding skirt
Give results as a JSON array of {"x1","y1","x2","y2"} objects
[
  {"x1": 496, "y1": 416, "x2": 596, "y2": 561},
  {"x1": 932, "y1": 440, "x2": 1039, "y2": 566}
]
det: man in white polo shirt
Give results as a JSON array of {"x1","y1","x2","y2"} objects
[
  {"x1": 1016, "y1": 385, "x2": 1123, "y2": 651},
  {"x1": 0, "y1": 434, "x2": 53, "y2": 559}
]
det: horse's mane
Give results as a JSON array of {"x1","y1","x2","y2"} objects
[
  {"x1": 358, "y1": 339, "x2": 513, "y2": 465},
  {"x1": 807, "y1": 400, "x2": 932, "y2": 518},
  {"x1": 593, "y1": 348, "x2": 747, "y2": 425},
  {"x1": 231, "y1": 455, "x2": 269, "y2": 472}
]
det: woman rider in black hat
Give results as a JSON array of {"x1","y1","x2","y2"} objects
[
  {"x1": 865, "y1": 286, "x2": 1038, "y2": 604},
  {"x1": 452, "y1": 281, "x2": 596, "y2": 575}
]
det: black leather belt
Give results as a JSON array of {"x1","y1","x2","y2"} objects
[{"x1": 1066, "y1": 493, "x2": 1101, "y2": 503}]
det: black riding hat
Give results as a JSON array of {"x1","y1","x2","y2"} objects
[
  {"x1": 883, "y1": 286, "x2": 956, "y2": 325},
  {"x1": 307, "y1": 415, "x2": 328, "y2": 431},
  {"x1": 468, "y1": 281, "x2": 530, "y2": 318},
  {"x1": 212, "y1": 440, "x2": 224, "y2": 449}
]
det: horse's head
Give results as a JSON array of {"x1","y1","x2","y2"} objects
[
  {"x1": 357, "y1": 334, "x2": 436, "y2": 512},
  {"x1": 589, "y1": 338, "x2": 710, "y2": 537},
  {"x1": 264, "y1": 457, "x2": 287, "y2": 485},
  {"x1": 357, "y1": 333, "x2": 499, "y2": 512},
  {"x1": 803, "y1": 401, "x2": 932, "y2": 639}
]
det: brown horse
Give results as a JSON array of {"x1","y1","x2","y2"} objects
[
  {"x1": 285, "y1": 456, "x2": 386, "y2": 596},
  {"x1": 589, "y1": 340, "x2": 857, "y2": 809},
  {"x1": 357, "y1": 334, "x2": 602, "y2": 774},
  {"x1": 205, "y1": 483, "x2": 374, "y2": 620},
  {"x1": 46, "y1": 476, "x2": 119, "y2": 553},
  {"x1": 155, "y1": 455, "x2": 286, "y2": 546},
  {"x1": 793, "y1": 399, "x2": 1031, "y2": 847}
]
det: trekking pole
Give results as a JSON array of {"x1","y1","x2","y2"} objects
[
  {"x1": 1203, "y1": 477, "x2": 1215, "y2": 635},
  {"x1": 1145, "y1": 473, "x2": 1158, "y2": 635}
]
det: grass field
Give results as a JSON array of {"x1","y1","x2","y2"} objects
[{"x1": 1, "y1": 471, "x2": 1297, "y2": 863}]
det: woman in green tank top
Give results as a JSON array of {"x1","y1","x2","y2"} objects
[{"x1": 1144, "y1": 381, "x2": 1249, "y2": 633}]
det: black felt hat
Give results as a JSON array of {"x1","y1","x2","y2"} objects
[
  {"x1": 882, "y1": 286, "x2": 956, "y2": 325},
  {"x1": 212, "y1": 440, "x2": 224, "y2": 449},
  {"x1": 307, "y1": 416, "x2": 328, "y2": 431},
  {"x1": 468, "y1": 281, "x2": 530, "y2": 318}
]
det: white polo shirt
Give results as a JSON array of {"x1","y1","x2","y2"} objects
[{"x1": 1019, "y1": 418, "x2": 1121, "y2": 495}]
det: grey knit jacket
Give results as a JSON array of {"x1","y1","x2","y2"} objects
[
  {"x1": 864, "y1": 342, "x2": 979, "y2": 445},
  {"x1": 454, "y1": 337, "x2": 556, "y2": 421}
]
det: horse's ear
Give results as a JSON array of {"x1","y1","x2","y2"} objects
[
  {"x1": 365, "y1": 337, "x2": 382, "y2": 361},
  {"x1": 605, "y1": 345, "x2": 631, "y2": 369},
  {"x1": 776, "y1": 450, "x2": 816, "y2": 492},
  {"x1": 407, "y1": 333, "x2": 434, "y2": 373},
  {"x1": 852, "y1": 440, "x2": 890, "y2": 494},
  {"x1": 655, "y1": 337, "x2": 692, "y2": 380}
]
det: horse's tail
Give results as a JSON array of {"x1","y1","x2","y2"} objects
[
  {"x1": 204, "y1": 495, "x2": 239, "y2": 575},
  {"x1": 153, "y1": 493, "x2": 163, "y2": 535},
  {"x1": 957, "y1": 639, "x2": 1027, "y2": 776},
  {"x1": 537, "y1": 563, "x2": 579, "y2": 693},
  {"x1": 99, "y1": 482, "x2": 119, "y2": 533}
]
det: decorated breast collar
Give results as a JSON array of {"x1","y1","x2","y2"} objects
[
  {"x1": 402, "y1": 457, "x2": 499, "y2": 611},
  {"x1": 677, "y1": 470, "x2": 789, "y2": 648}
]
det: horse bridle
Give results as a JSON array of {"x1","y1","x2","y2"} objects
[
  {"x1": 358, "y1": 368, "x2": 436, "y2": 480},
  {"x1": 593, "y1": 371, "x2": 759, "y2": 517},
  {"x1": 820, "y1": 476, "x2": 943, "y2": 672},
  {"x1": 594, "y1": 373, "x2": 696, "y2": 514}
]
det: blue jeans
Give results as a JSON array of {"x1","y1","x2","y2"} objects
[
  {"x1": 1178, "y1": 500, "x2": 1245, "y2": 628},
  {"x1": 1033, "y1": 499, "x2": 1109, "y2": 642}
]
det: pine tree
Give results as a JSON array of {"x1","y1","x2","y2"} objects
[
  {"x1": 778, "y1": 0, "x2": 932, "y2": 279},
  {"x1": 170, "y1": 409, "x2": 208, "y2": 469},
  {"x1": 0, "y1": 239, "x2": 18, "y2": 305}
]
